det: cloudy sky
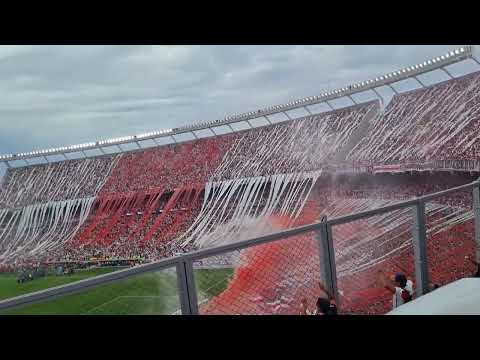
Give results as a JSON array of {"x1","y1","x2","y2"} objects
[{"x1": 1, "y1": 45, "x2": 478, "y2": 172}]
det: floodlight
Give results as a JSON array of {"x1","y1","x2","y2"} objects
[
  {"x1": 460, "y1": 47, "x2": 465, "y2": 52},
  {"x1": 455, "y1": 49, "x2": 460, "y2": 55}
]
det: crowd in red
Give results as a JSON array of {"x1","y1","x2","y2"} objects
[
  {"x1": 100, "y1": 136, "x2": 236, "y2": 195},
  {"x1": 313, "y1": 172, "x2": 478, "y2": 314}
]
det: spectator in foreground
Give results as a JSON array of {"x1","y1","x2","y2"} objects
[
  {"x1": 378, "y1": 271, "x2": 414, "y2": 310},
  {"x1": 300, "y1": 281, "x2": 338, "y2": 315},
  {"x1": 465, "y1": 256, "x2": 480, "y2": 278}
]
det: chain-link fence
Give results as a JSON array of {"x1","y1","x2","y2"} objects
[
  {"x1": 0, "y1": 180, "x2": 479, "y2": 315},
  {"x1": 332, "y1": 207, "x2": 415, "y2": 315},
  {"x1": 425, "y1": 187, "x2": 478, "y2": 290},
  {"x1": 192, "y1": 229, "x2": 327, "y2": 315}
]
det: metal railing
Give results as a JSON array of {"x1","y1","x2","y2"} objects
[{"x1": 1, "y1": 179, "x2": 479, "y2": 314}]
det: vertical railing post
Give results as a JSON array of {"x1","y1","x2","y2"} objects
[
  {"x1": 176, "y1": 260, "x2": 199, "y2": 315},
  {"x1": 176, "y1": 262, "x2": 191, "y2": 315},
  {"x1": 315, "y1": 217, "x2": 339, "y2": 307},
  {"x1": 412, "y1": 200, "x2": 429, "y2": 297},
  {"x1": 473, "y1": 181, "x2": 480, "y2": 263}
]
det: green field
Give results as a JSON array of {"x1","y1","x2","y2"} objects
[{"x1": 0, "y1": 267, "x2": 233, "y2": 315}]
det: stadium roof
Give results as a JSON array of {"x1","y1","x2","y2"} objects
[{"x1": 0, "y1": 46, "x2": 476, "y2": 167}]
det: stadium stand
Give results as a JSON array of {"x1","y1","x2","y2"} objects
[
  {"x1": 1, "y1": 60, "x2": 480, "y2": 314},
  {"x1": 348, "y1": 71, "x2": 480, "y2": 167}
]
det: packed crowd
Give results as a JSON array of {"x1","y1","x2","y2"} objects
[
  {"x1": 100, "y1": 137, "x2": 235, "y2": 196},
  {"x1": 0, "y1": 155, "x2": 118, "y2": 209},
  {"x1": 320, "y1": 172, "x2": 477, "y2": 209},
  {"x1": 213, "y1": 101, "x2": 378, "y2": 181},
  {"x1": 348, "y1": 71, "x2": 480, "y2": 166},
  {"x1": 309, "y1": 172, "x2": 478, "y2": 314}
]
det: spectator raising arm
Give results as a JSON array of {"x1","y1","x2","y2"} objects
[{"x1": 377, "y1": 270, "x2": 396, "y2": 294}]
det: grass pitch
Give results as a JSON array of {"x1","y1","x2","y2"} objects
[{"x1": 0, "y1": 267, "x2": 233, "y2": 315}]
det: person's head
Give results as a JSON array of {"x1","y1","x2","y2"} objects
[
  {"x1": 316, "y1": 297, "x2": 331, "y2": 314},
  {"x1": 394, "y1": 273, "x2": 408, "y2": 288}
]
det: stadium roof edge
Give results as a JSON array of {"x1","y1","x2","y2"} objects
[
  {"x1": 2, "y1": 100, "x2": 381, "y2": 172},
  {"x1": 0, "y1": 46, "x2": 474, "y2": 165}
]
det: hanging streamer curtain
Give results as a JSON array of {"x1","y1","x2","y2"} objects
[{"x1": 0, "y1": 154, "x2": 121, "y2": 264}]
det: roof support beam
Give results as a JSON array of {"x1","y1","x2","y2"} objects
[
  {"x1": 81, "y1": 151, "x2": 89, "y2": 158},
  {"x1": 283, "y1": 111, "x2": 292, "y2": 120},
  {"x1": 5, "y1": 161, "x2": 11, "y2": 169},
  {"x1": 98, "y1": 147, "x2": 106, "y2": 155},
  {"x1": 348, "y1": 95, "x2": 357, "y2": 105},
  {"x1": 62, "y1": 153, "x2": 69, "y2": 161},
  {"x1": 245, "y1": 120, "x2": 253, "y2": 128},
  {"x1": 209, "y1": 128, "x2": 217, "y2": 137},
  {"x1": 135, "y1": 141, "x2": 142, "y2": 149},
  {"x1": 325, "y1": 100, "x2": 335, "y2": 111},
  {"x1": 414, "y1": 76, "x2": 427, "y2": 87},
  {"x1": 440, "y1": 66, "x2": 454, "y2": 79},
  {"x1": 152, "y1": 138, "x2": 160, "y2": 146},
  {"x1": 371, "y1": 88, "x2": 385, "y2": 105},
  {"x1": 304, "y1": 106, "x2": 313, "y2": 115},
  {"x1": 387, "y1": 83, "x2": 399, "y2": 95},
  {"x1": 116, "y1": 145, "x2": 123, "y2": 153},
  {"x1": 227, "y1": 124, "x2": 235, "y2": 132},
  {"x1": 263, "y1": 115, "x2": 272, "y2": 124},
  {"x1": 170, "y1": 135, "x2": 177, "y2": 143},
  {"x1": 43, "y1": 156, "x2": 49, "y2": 163},
  {"x1": 190, "y1": 131, "x2": 198, "y2": 140}
]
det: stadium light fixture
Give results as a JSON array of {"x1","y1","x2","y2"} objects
[{"x1": 0, "y1": 47, "x2": 472, "y2": 162}]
